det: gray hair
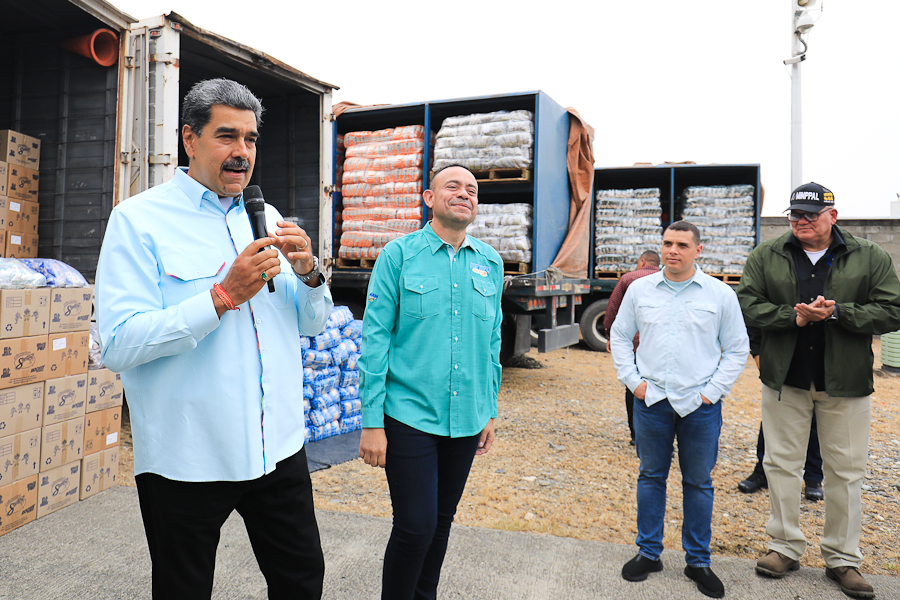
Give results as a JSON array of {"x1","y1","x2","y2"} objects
[{"x1": 182, "y1": 78, "x2": 264, "y2": 135}]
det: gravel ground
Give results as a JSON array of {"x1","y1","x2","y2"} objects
[{"x1": 117, "y1": 340, "x2": 900, "y2": 576}]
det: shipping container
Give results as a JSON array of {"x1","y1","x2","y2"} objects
[
  {"x1": 578, "y1": 163, "x2": 762, "y2": 351},
  {"x1": 331, "y1": 91, "x2": 589, "y2": 359},
  {"x1": 0, "y1": 0, "x2": 336, "y2": 279}
]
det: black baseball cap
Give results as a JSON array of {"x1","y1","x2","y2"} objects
[{"x1": 785, "y1": 182, "x2": 835, "y2": 213}]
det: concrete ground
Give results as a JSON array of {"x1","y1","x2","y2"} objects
[{"x1": 1, "y1": 486, "x2": 897, "y2": 599}]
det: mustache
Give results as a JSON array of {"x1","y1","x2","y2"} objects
[{"x1": 222, "y1": 158, "x2": 251, "y2": 171}]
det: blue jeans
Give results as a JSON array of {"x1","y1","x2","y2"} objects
[{"x1": 634, "y1": 397, "x2": 722, "y2": 567}]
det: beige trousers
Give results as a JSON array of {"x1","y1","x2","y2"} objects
[{"x1": 760, "y1": 383, "x2": 870, "y2": 567}]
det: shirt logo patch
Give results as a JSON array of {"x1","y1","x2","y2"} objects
[
  {"x1": 367, "y1": 293, "x2": 378, "y2": 302},
  {"x1": 471, "y1": 263, "x2": 490, "y2": 277}
]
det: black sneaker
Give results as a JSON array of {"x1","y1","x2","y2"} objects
[
  {"x1": 738, "y1": 471, "x2": 768, "y2": 494},
  {"x1": 622, "y1": 554, "x2": 663, "y2": 582},
  {"x1": 685, "y1": 566, "x2": 725, "y2": 598}
]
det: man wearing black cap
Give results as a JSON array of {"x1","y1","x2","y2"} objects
[{"x1": 737, "y1": 182, "x2": 900, "y2": 599}]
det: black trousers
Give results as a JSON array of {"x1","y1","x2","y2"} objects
[
  {"x1": 135, "y1": 447, "x2": 325, "y2": 600},
  {"x1": 382, "y1": 415, "x2": 481, "y2": 600},
  {"x1": 625, "y1": 387, "x2": 636, "y2": 441}
]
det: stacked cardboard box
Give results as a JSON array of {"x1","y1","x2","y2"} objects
[
  {"x1": 0, "y1": 284, "x2": 122, "y2": 537},
  {"x1": 0, "y1": 130, "x2": 41, "y2": 258}
]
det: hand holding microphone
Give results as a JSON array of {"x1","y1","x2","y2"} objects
[
  {"x1": 244, "y1": 186, "x2": 276, "y2": 293},
  {"x1": 244, "y1": 185, "x2": 319, "y2": 287}
]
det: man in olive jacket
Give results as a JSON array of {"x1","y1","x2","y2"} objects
[{"x1": 737, "y1": 182, "x2": 900, "y2": 599}]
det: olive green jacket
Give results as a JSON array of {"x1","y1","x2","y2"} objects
[{"x1": 737, "y1": 225, "x2": 900, "y2": 396}]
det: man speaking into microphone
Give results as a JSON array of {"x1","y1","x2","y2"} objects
[{"x1": 95, "y1": 78, "x2": 332, "y2": 600}]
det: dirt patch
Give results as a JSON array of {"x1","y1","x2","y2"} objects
[{"x1": 116, "y1": 341, "x2": 900, "y2": 575}]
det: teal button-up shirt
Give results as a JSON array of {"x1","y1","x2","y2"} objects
[{"x1": 360, "y1": 223, "x2": 502, "y2": 437}]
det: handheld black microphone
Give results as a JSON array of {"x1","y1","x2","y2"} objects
[{"x1": 243, "y1": 185, "x2": 275, "y2": 293}]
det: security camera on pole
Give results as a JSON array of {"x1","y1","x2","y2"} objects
[{"x1": 785, "y1": 0, "x2": 821, "y2": 190}]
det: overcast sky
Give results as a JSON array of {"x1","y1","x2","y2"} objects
[{"x1": 108, "y1": 1, "x2": 900, "y2": 218}]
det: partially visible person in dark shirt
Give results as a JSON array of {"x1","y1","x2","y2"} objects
[{"x1": 603, "y1": 250, "x2": 660, "y2": 444}]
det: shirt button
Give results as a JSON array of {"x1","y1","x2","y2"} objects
[
  {"x1": 453, "y1": 391, "x2": 458, "y2": 396},
  {"x1": 256, "y1": 318, "x2": 262, "y2": 324},
  {"x1": 811, "y1": 274, "x2": 816, "y2": 278},
  {"x1": 454, "y1": 310, "x2": 458, "y2": 315},
  {"x1": 454, "y1": 336, "x2": 458, "y2": 341},
  {"x1": 262, "y1": 376, "x2": 269, "y2": 383},
  {"x1": 454, "y1": 364, "x2": 459, "y2": 369},
  {"x1": 454, "y1": 283, "x2": 458, "y2": 288},
  {"x1": 420, "y1": 285, "x2": 423, "y2": 289}
]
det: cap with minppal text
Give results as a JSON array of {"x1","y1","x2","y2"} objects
[{"x1": 785, "y1": 182, "x2": 834, "y2": 213}]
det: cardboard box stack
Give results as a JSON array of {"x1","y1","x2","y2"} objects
[
  {"x1": 0, "y1": 259, "x2": 123, "y2": 537},
  {"x1": 0, "y1": 130, "x2": 41, "y2": 258}
]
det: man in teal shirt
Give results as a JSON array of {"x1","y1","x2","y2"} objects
[{"x1": 359, "y1": 164, "x2": 502, "y2": 600}]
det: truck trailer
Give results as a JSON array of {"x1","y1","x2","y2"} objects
[
  {"x1": 0, "y1": 0, "x2": 336, "y2": 279},
  {"x1": 329, "y1": 91, "x2": 591, "y2": 361},
  {"x1": 576, "y1": 163, "x2": 762, "y2": 351}
]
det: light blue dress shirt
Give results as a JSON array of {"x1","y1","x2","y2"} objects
[
  {"x1": 95, "y1": 169, "x2": 333, "y2": 482},
  {"x1": 610, "y1": 266, "x2": 749, "y2": 417}
]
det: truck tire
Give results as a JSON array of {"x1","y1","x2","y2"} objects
[{"x1": 579, "y1": 299, "x2": 609, "y2": 352}]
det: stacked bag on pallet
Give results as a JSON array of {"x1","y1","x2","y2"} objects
[
  {"x1": 302, "y1": 306, "x2": 363, "y2": 442},
  {"x1": 466, "y1": 203, "x2": 533, "y2": 263},
  {"x1": 432, "y1": 110, "x2": 534, "y2": 172},
  {"x1": 594, "y1": 188, "x2": 662, "y2": 273},
  {"x1": 334, "y1": 134, "x2": 345, "y2": 242},
  {"x1": 339, "y1": 126, "x2": 428, "y2": 260},
  {"x1": 680, "y1": 184, "x2": 755, "y2": 275}
]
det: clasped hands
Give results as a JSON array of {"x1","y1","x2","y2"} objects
[{"x1": 795, "y1": 295, "x2": 836, "y2": 327}]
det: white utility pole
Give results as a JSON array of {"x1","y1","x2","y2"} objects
[{"x1": 786, "y1": 0, "x2": 819, "y2": 190}]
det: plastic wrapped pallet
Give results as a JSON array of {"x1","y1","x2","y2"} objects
[
  {"x1": 302, "y1": 306, "x2": 366, "y2": 442},
  {"x1": 432, "y1": 110, "x2": 534, "y2": 172},
  {"x1": 681, "y1": 184, "x2": 756, "y2": 275},
  {"x1": 594, "y1": 188, "x2": 662, "y2": 274},
  {"x1": 339, "y1": 126, "x2": 428, "y2": 261},
  {"x1": 466, "y1": 203, "x2": 533, "y2": 263}
]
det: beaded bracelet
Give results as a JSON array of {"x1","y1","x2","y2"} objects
[{"x1": 213, "y1": 283, "x2": 239, "y2": 311}]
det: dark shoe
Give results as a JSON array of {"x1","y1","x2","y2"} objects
[
  {"x1": 738, "y1": 471, "x2": 768, "y2": 494},
  {"x1": 622, "y1": 554, "x2": 662, "y2": 582},
  {"x1": 756, "y1": 550, "x2": 800, "y2": 578},
  {"x1": 826, "y1": 566, "x2": 875, "y2": 598},
  {"x1": 804, "y1": 480, "x2": 824, "y2": 501},
  {"x1": 684, "y1": 566, "x2": 725, "y2": 598}
]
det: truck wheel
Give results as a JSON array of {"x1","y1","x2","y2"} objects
[{"x1": 579, "y1": 299, "x2": 609, "y2": 352}]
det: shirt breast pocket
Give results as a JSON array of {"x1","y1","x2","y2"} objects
[
  {"x1": 472, "y1": 278, "x2": 497, "y2": 321},
  {"x1": 402, "y1": 276, "x2": 440, "y2": 319},
  {"x1": 160, "y1": 251, "x2": 225, "y2": 305},
  {"x1": 684, "y1": 301, "x2": 718, "y2": 328}
]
